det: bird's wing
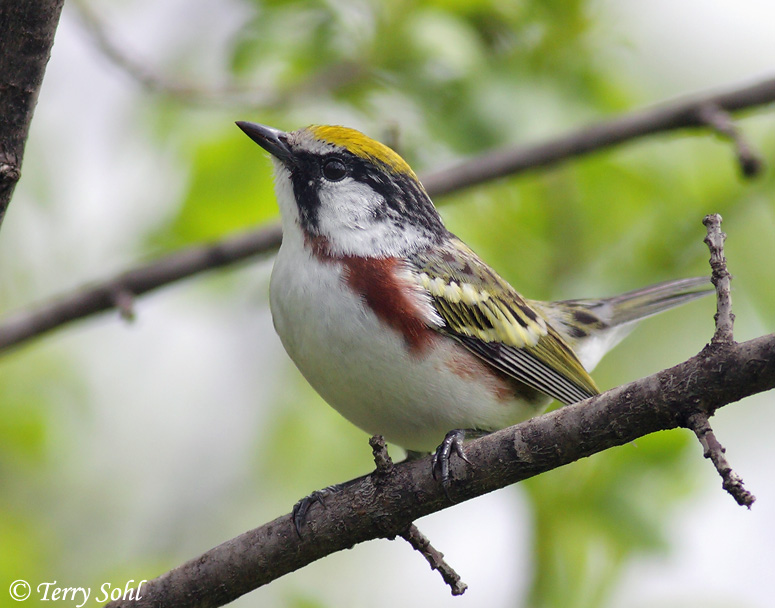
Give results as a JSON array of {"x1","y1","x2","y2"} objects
[{"x1": 409, "y1": 237, "x2": 598, "y2": 404}]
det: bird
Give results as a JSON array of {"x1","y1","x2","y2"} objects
[{"x1": 236, "y1": 120, "x2": 711, "y2": 484}]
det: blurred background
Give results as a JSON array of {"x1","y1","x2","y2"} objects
[{"x1": 1, "y1": 0, "x2": 774, "y2": 606}]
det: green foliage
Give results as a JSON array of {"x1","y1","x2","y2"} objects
[
  {"x1": 0, "y1": 349, "x2": 82, "y2": 603},
  {"x1": 523, "y1": 431, "x2": 696, "y2": 608},
  {"x1": 153, "y1": 128, "x2": 278, "y2": 249},
  {"x1": 0, "y1": 350, "x2": 67, "y2": 470},
  {"x1": 4, "y1": 1, "x2": 774, "y2": 607},
  {"x1": 256, "y1": 370, "x2": 375, "y2": 505}
]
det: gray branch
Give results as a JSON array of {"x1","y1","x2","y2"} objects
[
  {"x1": 687, "y1": 412, "x2": 755, "y2": 507},
  {"x1": 703, "y1": 214, "x2": 736, "y2": 344},
  {"x1": 421, "y1": 76, "x2": 775, "y2": 196},
  {"x1": 0, "y1": 0, "x2": 66, "y2": 232},
  {"x1": 72, "y1": 1, "x2": 366, "y2": 109},
  {"x1": 104, "y1": 332, "x2": 775, "y2": 608},
  {"x1": 682, "y1": 214, "x2": 753, "y2": 507},
  {"x1": 398, "y1": 524, "x2": 468, "y2": 596},
  {"x1": 697, "y1": 104, "x2": 763, "y2": 177},
  {"x1": 0, "y1": 226, "x2": 281, "y2": 352}
]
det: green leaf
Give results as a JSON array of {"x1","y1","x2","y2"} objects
[{"x1": 153, "y1": 128, "x2": 278, "y2": 249}]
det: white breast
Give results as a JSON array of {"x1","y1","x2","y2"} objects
[{"x1": 269, "y1": 233, "x2": 549, "y2": 453}]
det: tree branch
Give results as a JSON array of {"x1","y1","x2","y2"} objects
[
  {"x1": 368, "y1": 434, "x2": 467, "y2": 595},
  {"x1": 0, "y1": 226, "x2": 281, "y2": 352},
  {"x1": 398, "y1": 524, "x2": 468, "y2": 597},
  {"x1": 686, "y1": 411, "x2": 755, "y2": 508},
  {"x1": 2, "y1": 75, "x2": 775, "y2": 352},
  {"x1": 684, "y1": 214, "x2": 754, "y2": 507},
  {"x1": 703, "y1": 214, "x2": 736, "y2": 344},
  {"x1": 0, "y1": 0, "x2": 66, "y2": 232},
  {"x1": 72, "y1": 1, "x2": 367, "y2": 109},
  {"x1": 697, "y1": 104, "x2": 763, "y2": 177},
  {"x1": 104, "y1": 332, "x2": 775, "y2": 608},
  {"x1": 421, "y1": 76, "x2": 775, "y2": 196}
]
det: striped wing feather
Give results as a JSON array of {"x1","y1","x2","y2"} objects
[{"x1": 410, "y1": 238, "x2": 598, "y2": 404}]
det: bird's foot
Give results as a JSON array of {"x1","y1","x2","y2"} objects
[
  {"x1": 291, "y1": 484, "x2": 341, "y2": 536},
  {"x1": 431, "y1": 429, "x2": 472, "y2": 490}
]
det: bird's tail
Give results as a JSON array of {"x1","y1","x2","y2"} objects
[
  {"x1": 600, "y1": 276, "x2": 713, "y2": 326},
  {"x1": 531, "y1": 277, "x2": 713, "y2": 371}
]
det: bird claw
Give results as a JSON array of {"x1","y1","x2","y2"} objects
[
  {"x1": 432, "y1": 429, "x2": 471, "y2": 490},
  {"x1": 291, "y1": 484, "x2": 340, "y2": 536}
]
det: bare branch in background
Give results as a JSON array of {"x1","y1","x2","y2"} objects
[
  {"x1": 0, "y1": 0, "x2": 66, "y2": 232},
  {"x1": 2, "y1": 75, "x2": 775, "y2": 353},
  {"x1": 698, "y1": 104, "x2": 763, "y2": 177},
  {"x1": 421, "y1": 76, "x2": 775, "y2": 196},
  {"x1": 72, "y1": 0, "x2": 366, "y2": 109},
  {"x1": 0, "y1": 226, "x2": 281, "y2": 352}
]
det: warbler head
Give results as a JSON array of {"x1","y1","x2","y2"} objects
[{"x1": 236, "y1": 122, "x2": 447, "y2": 257}]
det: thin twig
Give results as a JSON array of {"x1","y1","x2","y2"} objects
[
  {"x1": 111, "y1": 288, "x2": 135, "y2": 322},
  {"x1": 72, "y1": 0, "x2": 273, "y2": 106},
  {"x1": 369, "y1": 435, "x2": 466, "y2": 595},
  {"x1": 72, "y1": 1, "x2": 366, "y2": 109},
  {"x1": 686, "y1": 412, "x2": 755, "y2": 507},
  {"x1": 369, "y1": 435, "x2": 394, "y2": 478},
  {"x1": 697, "y1": 103, "x2": 763, "y2": 177},
  {"x1": 3, "y1": 77, "x2": 775, "y2": 353},
  {"x1": 370, "y1": 434, "x2": 466, "y2": 595},
  {"x1": 703, "y1": 214, "x2": 735, "y2": 344},
  {"x1": 689, "y1": 215, "x2": 753, "y2": 507},
  {"x1": 398, "y1": 524, "x2": 468, "y2": 596}
]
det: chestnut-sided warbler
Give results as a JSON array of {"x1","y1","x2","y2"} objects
[{"x1": 237, "y1": 121, "x2": 710, "y2": 478}]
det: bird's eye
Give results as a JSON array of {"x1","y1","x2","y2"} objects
[{"x1": 322, "y1": 158, "x2": 348, "y2": 182}]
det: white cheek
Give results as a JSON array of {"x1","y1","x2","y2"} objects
[
  {"x1": 316, "y1": 178, "x2": 436, "y2": 257},
  {"x1": 316, "y1": 178, "x2": 389, "y2": 255},
  {"x1": 317, "y1": 178, "x2": 383, "y2": 230}
]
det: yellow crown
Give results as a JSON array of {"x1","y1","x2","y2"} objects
[{"x1": 308, "y1": 125, "x2": 418, "y2": 178}]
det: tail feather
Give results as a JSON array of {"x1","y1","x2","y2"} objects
[
  {"x1": 603, "y1": 276, "x2": 713, "y2": 326},
  {"x1": 531, "y1": 276, "x2": 713, "y2": 372}
]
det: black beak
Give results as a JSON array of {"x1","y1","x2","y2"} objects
[{"x1": 235, "y1": 121, "x2": 294, "y2": 165}]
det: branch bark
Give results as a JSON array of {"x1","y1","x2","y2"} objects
[
  {"x1": 104, "y1": 332, "x2": 775, "y2": 608},
  {"x1": 398, "y1": 524, "x2": 468, "y2": 596},
  {"x1": 685, "y1": 214, "x2": 755, "y2": 507},
  {"x1": 2, "y1": 75, "x2": 775, "y2": 353},
  {"x1": 704, "y1": 214, "x2": 736, "y2": 344},
  {"x1": 0, "y1": 226, "x2": 281, "y2": 352},
  {"x1": 420, "y1": 76, "x2": 775, "y2": 196},
  {"x1": 72, "y1": 1, "x2": 367, "y2": 109},
  {"x1": 687, "y1": 411, "x2": 755, "y2": 507},
  {"x1": 0, "y1": 0, "x2": 66, "y2": 232}
]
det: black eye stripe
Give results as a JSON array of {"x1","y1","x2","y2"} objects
[{"x1": 322, "y1": 158, "x2": 348, "y2": 181}]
